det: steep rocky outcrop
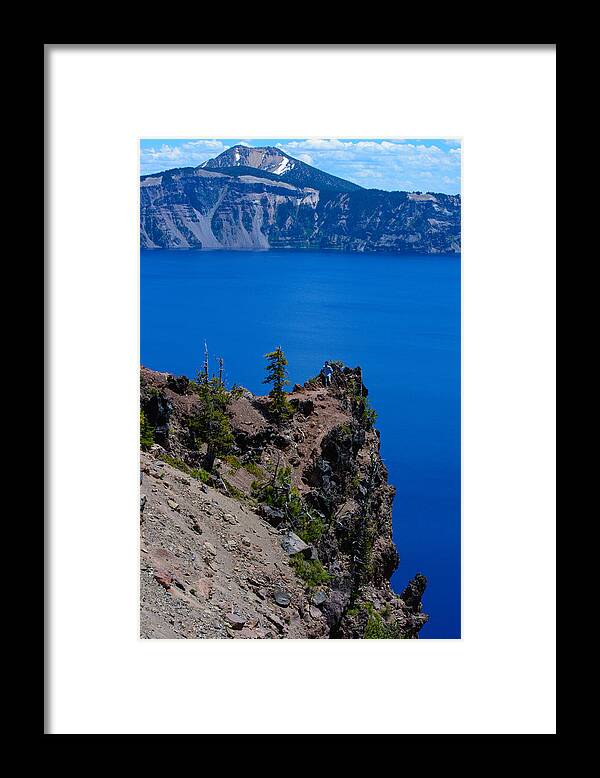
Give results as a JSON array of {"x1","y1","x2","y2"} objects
[
  {"x1": 140, "y1": 145, "x2": 460, "y2": 254},
  {"x1": 140, "y1": 363, "x2": 428, "y2": 639}
]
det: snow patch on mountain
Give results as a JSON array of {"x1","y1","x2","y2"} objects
[{"x1": 273, "y1": 157, "x2": 295, "y2": 175}]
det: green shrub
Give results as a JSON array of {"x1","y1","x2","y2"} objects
[
  {"x1": 361, "y1": 602, "x2": 406, "y2": 639},
  {"x1": 290, "y1": 557, "x2": 331, "y2": 589},
  {"x1": 159, "y1": 454, "x2": 211, "y2": 483},
  {"x1": 222, "y1": 454, "x2": 242, "y2": 472},
  {"x1": 364, "y1": 609, "x2": 387, "y2": 639},
  {"x1": 193, "y1": 468, "x2": 212, "y2": 484},
  {"x1": 253, "y1": 465, "x2": 327, "y2": 543},
  {"x1": 252, "y1": 466, "x2": 300, "y2": 514},
  {"x1": 140, "y1": 410, "x2": 155, "y2": 450},
  {"x1": 296, "y1": 512, "x2": 326, "y2": 544},
  {"x1": 351, "y1": 515, "x2": 376, "y2": 587},
  {"x1": 353, "y1": 395, "x2": 377, "y2": 430},
  {"x1": 222, "y1": 479, "x2": 245, "y2": 501},
  {"x1": 243, "y1": 461, "x2": 265, "y2": 478}
]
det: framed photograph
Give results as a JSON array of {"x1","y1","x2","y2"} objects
[
  {"x1": 46, "y1": 44, "x2": 556, "y2": 734},
  {"x1": 139, "y1": 136, "x2": 461, "y2": 641}
]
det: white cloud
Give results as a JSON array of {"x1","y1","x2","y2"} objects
[
  {"x1": 140, "y1": 139, "x2": 227, "y2": 173},
  {"x1": 140, "y1": 137, "x2": 461, "y2": 193}
]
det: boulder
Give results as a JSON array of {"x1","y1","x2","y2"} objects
[
  {"x1": 321, "y1": 590, "x2": 350, "y2": 631},
  {"x1": 273, "y1": 588, "x2": 291, "y2": 607},
  {"x1": 297, "y1": 398, "x2": 315, "y2": 416},
  {"x1": 273, "y1": 433, "x2": 293, "y2": 450},
  {"x1": 166, "y1": 374, "x2": 190, "y2": 394},
  {"x1": 224, "y1": 613, "x2": 246, "y2": 630},
  {"x1": 258, "y1": 504, "x2": 285, "y2": 526},
  {"x1": 153, "y1": 568, "x2": 173, "y2": 590},
  {"x1": 143, "y1": 393, "x2": 173, "y2": 446},
  {"x1": 280, "y1": 531, "x2": 310, "y2": 557}
]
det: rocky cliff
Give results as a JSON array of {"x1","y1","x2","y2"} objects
[
  {"x1": 140, "y1": 145, "x2": 460, "y2": 254},
  {"x1": 140, "y1": 363, "x2": 428, "y2": 639}
]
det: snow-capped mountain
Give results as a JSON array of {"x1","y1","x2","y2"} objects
[
  {"x1": 201, "y1": 145, "x2": 362, "y2": 193},
  {"x1": 140, "y1": 145, "x2": 461, "y2": 253},
  {"x1": 201, "y1": 145, "x2": 294, "y2": 175}
]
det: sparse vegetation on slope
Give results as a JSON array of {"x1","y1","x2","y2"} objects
[{"x1": 139, "y1": 355, "x2": 428, "y2": 639}]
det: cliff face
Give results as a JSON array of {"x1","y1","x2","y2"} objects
[
  {"x1": 140, "y1": 364, "x2": 428, "y2": 639},
  {"x1": 140, "y1": 147, "x2": 460, "y2": 254}
]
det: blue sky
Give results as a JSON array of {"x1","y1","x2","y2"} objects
[{"x1": 140, "y1": 138, "x2": 461, "y2": 194}]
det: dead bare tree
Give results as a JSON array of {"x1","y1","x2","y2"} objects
[{"x1": 203, "y1": 341, "x2": 209, "y2": 383}]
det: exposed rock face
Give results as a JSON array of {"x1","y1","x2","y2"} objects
[
  {"x1": 140, "y1": 146, "x2": 460, "y2": 254},
  {"x1": 140, "y1": 364, "x2": 428, "y2": 639}
]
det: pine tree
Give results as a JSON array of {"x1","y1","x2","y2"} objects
[
  {"x1": 191, "y1": 377, "x2": 234, "y2": 471},
  {"x1": 263, "y1": 346, "x2": 292, "y2": 425},
  {"x1": 190, "y1": 346, "x2": 235, "y2": 471}
]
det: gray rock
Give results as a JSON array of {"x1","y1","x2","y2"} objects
[
  {"x1": 311, "y1": 590, "x2": 327, "y2": 607},
  {"x1": 322, "y1": 590, "x2": 350, "y2": 631},
  {"x1": 273, "y1": 588, "x2": 291, "y2": 607},
  {"x1": 258, "y1": 504, "x2": 285, "y2": 526},
  {"x1": 224, "y1": 613, "x2": 246, "y2": 630},
  {"x1": 273, "y1": 433, "x2": 293, "y2": 450},
  {"x1": 166, "y1": 374, "x2": 190, "y2": 394},
  {"x1": 280, "y1": 531, "x2": 310, "y2": 556}
]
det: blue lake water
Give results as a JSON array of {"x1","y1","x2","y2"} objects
[{"x1": 141, "y1": 249, "x2": 461, "y2": 638}]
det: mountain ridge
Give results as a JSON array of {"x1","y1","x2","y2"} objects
[
  {"x1": 140, "y1": 144, "x2": 461, "y2": 253},
  {"x1": 200, "y1": 144, "x2": 363, "y2": 193}
]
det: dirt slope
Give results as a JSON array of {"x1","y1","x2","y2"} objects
[{"x1": 140, "y1": 451, "x2": 327, "y2": 639}]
